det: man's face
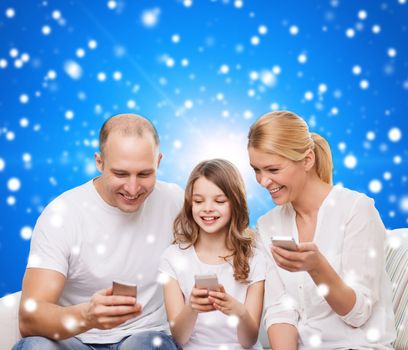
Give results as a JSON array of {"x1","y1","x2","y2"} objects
[{"x1": 94, "y1": 131, "x2": 161, "y2": 213}]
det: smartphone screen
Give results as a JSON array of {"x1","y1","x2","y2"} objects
[
  {"x1": 194, "y1": 274, "x2": 219, "y2": 291},
  {"x1": 271, "y1": 236, "x2": 298, "y2": 251},
  {"x1": 112, "y1": 281, "x2": 137, "y2": 298}
]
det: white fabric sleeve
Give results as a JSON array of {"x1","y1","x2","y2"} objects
[
  {"x1": 27, "y1": 200, "x2": 72, "y2": 276},
  {"x1": 248, "y1": 249, "x2": 267, "y2": 285},
  {"x1": 158, "y1": 245, "x2": 178, "y2": 280},
  {"x1": 256, "y1": 227, "x2": 299, "y2": 329},
  {"x1": 339, "y1": 196, "x2": 385, "y2": 327}
]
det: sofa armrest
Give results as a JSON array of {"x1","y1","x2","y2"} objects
[{"x1": 0, "y1": 291, "x2": 22, "y2": 350}]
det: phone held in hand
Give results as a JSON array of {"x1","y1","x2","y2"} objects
[
  {"x1": 112, "y1": 280, "x2": 137, "y2": 299},
  {"x1": 194, "y1": 274, "x2": 219, "y2": 291},
  {"x1": 271, "y1": 236, "x2": 298, "y2": 251}
]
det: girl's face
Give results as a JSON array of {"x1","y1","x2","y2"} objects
[
  {"x1": 248, "y1": 147, "x2": 308, "y2": 206},
  {"x1": 191, "y1": 176, "x2": 232, "y2": 236}
]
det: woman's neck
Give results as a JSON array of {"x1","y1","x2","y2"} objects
[{"x1": 291, "y1": 176, "x2": 333, "y2": 219}]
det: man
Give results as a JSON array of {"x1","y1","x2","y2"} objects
[{"x1": 13, "y1": 114, "x2": 183, "y2": 349}]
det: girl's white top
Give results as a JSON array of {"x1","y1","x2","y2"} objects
[{"x1": 159, "y1": 244, "x2": 266, "y2": 349}]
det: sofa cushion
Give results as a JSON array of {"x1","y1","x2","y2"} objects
[
  {"x1": 385, "y1": 229, "x2": 408, "y2": 350},
  {"x1": 0, "y1": 291, "x2": 22, "y2": 350}
]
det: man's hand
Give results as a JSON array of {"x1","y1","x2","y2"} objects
[
  {"x1": 208, "y1": 285, "x2": 245, "y2": 317},
  {"x1": 82, "y1": 288, "x2": 142, "y2": 330},
  {"x1": 271, "y1": 242, "x2": 323, "y2": 273},
  {"x1": 189, "y1": 286, "x2": 216, "y2": 313}
]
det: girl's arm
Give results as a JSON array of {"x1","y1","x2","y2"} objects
[
  {"x1": 267, "y1": 323, "x2": 298, "y2": 350},
  {"x1": 163, "y1": 277, "x2": 214, "y2": 346},
  {"x1": 208, "y1": 280, "x2": 264, "y2": 348}
]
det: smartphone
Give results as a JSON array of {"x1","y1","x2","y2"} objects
[
  {"x1": 194, "y1": 274, "x2": 219, "y2": 291},
  {"x1": 112, "y1": 280, "x2": 137, "y2": 299},
  {"x1": 271, "y1": 236, "x2": 298, "y2": 251}
]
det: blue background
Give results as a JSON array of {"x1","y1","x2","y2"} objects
[{"x1": 1, "y1": 0, "x2": 407, "y2": 297}]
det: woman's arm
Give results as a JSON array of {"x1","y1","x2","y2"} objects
[
  {"x1": 272, "y1": 244, "x2": 356, "y2": 316},
  {"x1": 163, "y1": 277, "x2": 214, "y2": 345},
  {"x1": 268, "y1": 323, "x2": 298, "y2": 350}
]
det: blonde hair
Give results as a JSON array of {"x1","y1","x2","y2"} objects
[
  {"x1": 248, "y1": 110, "x2": 333, "y2": 184},
  {"x1": 173, "y1": 159, "x2": 254, "y2": 284}
]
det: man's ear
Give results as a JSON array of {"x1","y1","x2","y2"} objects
[
  {"x1": 303, "y1": 149, "x2": 315, "y2": 171},
  {"x1": 94, "y1": 152, "x2": 104, "y2": 173},
  {"x1": 157, "y1": 152, "x2": 163, "y2": 168}
]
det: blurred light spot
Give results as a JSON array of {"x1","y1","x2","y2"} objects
[
  {"x1": 20, "y1": 226, "x2": 33, "y2": 240},
  {"x1": 372, "y1": 25, "x2": 381, "y2": 34},
  {"x1": 317, "y1": 283, "x2": 329, "y2": 297},
  {"x1": 152, "y1": 336, "x2": 163, "y2": 347},
  {"x1": 366, "y1": 328, "x2": 380, "y2": 342},
  {"x1": 141, "y1": 8, "x2": 160, "y2": 27},
  {"x1": 97, "y1": 72, "x2": 106, "y2": 81},
  {"x1": 393, "y1": 155, "x2": 401, "y2": 164},
  {"x1": 76, "y1": 48, "x2": 85, "y2": 58},
  {"x1": 7, "y1": 196, "x2": 16, "y2": 205},
  {"x1": 8, "y1": 177, "x2": 21, "y2": 191},
  {"x1": 42, "y1": 25, "x2": 51, "y2": 35},
  {"x1": 184, "y1": 100, "x2": 194, "y2": 109},
  {"x1": 250, "y1": 36, "x2": 260, "y2": 45},
  {"x1": 64, "y1": 60, "x2": 82, "y2": 79},
  {"x1": 20, "y1": 94, "x2": 29, "y2": 104},
  {"x1": 52, "y1": 10, "x2": 61, "y2": 20},
  {"x1": 298, "y1": 53, "x2": 307, "y2": 64},
  {"x1": 400, "y1": 196, "x2": 408, "y2": 213},
  {"x1": 107, "y1": 1, "x2": 117, "y2": 10},
  {"x1": 227, "y1": 315, "x2": 239, "y2": 327},
  {"x1": 309, "y1": 334, "x2": 322, "y2": 347},
  {"x1": 234, "y1": 0, "x2": 243, "y2": 9},
  {"x1": 24, "y1": 299, "x2": 38, "y2": 312},
  {"x1": 387, "y1": 48, "x2": 397, "y2": 58},
  {"x1": 171, "y1": 34, "x2": 180, "y2": 43},
  {"x1": 304, "y1": 91, "x2": 313, "y2": 101},
  {"x1": 219, "y1": 64, "x2": 230, "y2": 74},
  {"x1": 258, "y1": 25, "x2": 268, "y2": 35},
  {"x1": 5, "y1": 8, "x2": 15, "y2": 18},
  {"x1": 360, "y1": 79, "x2": 369, "y2": 89},
  {"x1": 358, "y1": 10, "x2": 367, "y2": 20},
  {"x1": 346, "y1": 28, "x2": 355, "y2": 38},
  {"x1": 88, "y1": 39, "x2": 98, "y2": 49},
  {"x1": 65, "y1": 110, "x2": 74, "y2": 120},
  {"x1": 369, "y1": 179, "x2": 382, "y2": 194},
  {"x1": 344, "y1": 154, "x2": 357, "y2": 169},
  {"x1": 388, "y1": 127, "x2": 401, "y2": 142},
  {"x1": 0, "y1": 158, "x2": 5, "y2": 171},
  {"x1": 289, "y1": 25, "x2": 299, "y2": 35}
]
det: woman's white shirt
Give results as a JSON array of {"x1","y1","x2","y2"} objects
[{"x1": 258, "y1": 185, "x2": 396, "y2": 349}]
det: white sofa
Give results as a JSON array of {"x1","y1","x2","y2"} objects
[{"x1": 1, "y1": 229, "x2": 407, "y2": 350}]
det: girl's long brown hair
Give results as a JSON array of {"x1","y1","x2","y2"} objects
[{"x1": 173, "y1": 159, "x2": 254, "y2": 283}]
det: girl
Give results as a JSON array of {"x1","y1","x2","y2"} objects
[
  {"x1": 248, "y1": 110, "x2": 396, "y2": 349},
  {"x1": 159, "y1": 159, "x2": 297, "y2": 349}
]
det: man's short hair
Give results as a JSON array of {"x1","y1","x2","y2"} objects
[{"x1": 99, "y1": 113, "x2": 160, "y2": 156}]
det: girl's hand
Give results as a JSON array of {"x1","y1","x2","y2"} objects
[
  {"x1": 189, "y1": 286, "x2": 216, "y2": 313},
  {"x1": 208, "y1": 285, "x2": 246, "y2": 317},
  {"x1": 271, "y1": 242, "x2": 323, "y2": 273}
]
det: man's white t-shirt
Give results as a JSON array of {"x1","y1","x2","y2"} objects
[
  {"x1": 258, "y1": 185, "x2": 396, "y2": 349},
  {"x1": 27, "y1": 179, "x2": 183, "y2": 343},
  {"x1": 159, "y1": 244, "x2": 266, "y2": 350}
]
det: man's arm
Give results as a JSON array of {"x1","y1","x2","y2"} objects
[{"x1": 19, "y1": 268, "x2": 142, "y2": 340}]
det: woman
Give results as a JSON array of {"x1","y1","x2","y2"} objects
[{"x1": 248, "y1": 110, "x2": 396, "y2": 349}]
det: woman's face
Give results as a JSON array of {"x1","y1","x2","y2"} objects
[{"x1": 248, "y1": 147, "x2": 308, "y2": 205}]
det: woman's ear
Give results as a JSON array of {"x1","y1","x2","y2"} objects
[{"x1": 303, "y1": 149, "x2": 315, "y2": 171}]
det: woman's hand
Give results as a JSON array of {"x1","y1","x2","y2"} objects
[
  {"x1": 208, "y1": 285, "x2": 246, "y2": 317},
  {"x1": 271, "y1": 242, "x2": 324, "y2": 273}
]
